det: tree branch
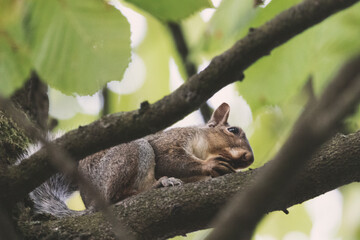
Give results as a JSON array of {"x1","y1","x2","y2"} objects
[
  {"x1": 18, "y1": 131, "x2": 360, "y2": 239},
  {"x1": 2, "y1": 0, "x2": 359, "y2": 205}
]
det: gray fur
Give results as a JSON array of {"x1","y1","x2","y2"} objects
[
  {"x1": 29, "y1": 173, "x2": 87, "y2": 217},
  {"x1": 17, "y1": 132, "x2": 87, "y2": 218},
  {"x1": 133, "y1": 139, "x2": 156, "y2": 191},
  {"x1": 78, "y1": 139, "x2": 157, "y2": 208},
  {"x1": 17, "y1": 103, "x2": 254, "y2": 218}
]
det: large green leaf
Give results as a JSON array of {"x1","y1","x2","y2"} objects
[
  {"x1": 0, "y1": 35, "x2": 31, "y2": 97},
  {"x1": 25, "y1": 0, "x2": 131, "y2": 95},
  {"x1": 0, "y1": 0, "x2": 31, "y2": 97},
  {"x1": 123, "y1": 0, "x2": 213, "y2": 22}
]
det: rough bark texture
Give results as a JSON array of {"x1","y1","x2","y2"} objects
[
  {"x1": 2, "y1": 0, "x2": 359, "y2": 206},
  {"x1": 17, "y1": 131, "x2": 360, "y2": 239},
  {"x1": 0, "y1": 112, "x2": 29, "y2": 166}
]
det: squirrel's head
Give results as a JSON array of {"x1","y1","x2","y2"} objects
[{"x1": 204, "y1": 102, "x2": 254, "y2": 169}]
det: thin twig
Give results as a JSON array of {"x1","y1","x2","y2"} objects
[
  {"x1": 102, "y1": 86, "x2": 110, "y2": 116},
  {"x1": 167, "y1": 22, "x2": 213, "y2": 122}
]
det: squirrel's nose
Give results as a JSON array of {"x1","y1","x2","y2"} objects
[
  {"x1": 233, "y1": 150, "x2": 254, "y2": 168},
  {"x1": 245, "y1": 151, "x2": 254, "y2": 164}
]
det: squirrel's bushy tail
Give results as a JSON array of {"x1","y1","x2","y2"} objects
[
  {"x1": 29, "y1": 173, "x2": 88, "y2": 218},
  {"x1": 17, "y1": 133, "x2": 88, "y2": 218}
]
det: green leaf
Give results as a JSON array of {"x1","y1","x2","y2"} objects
[
  {"x1": 123, "y1": 0, "x2": 213, "y2": 22},
  {"x1": 201, "y1": 0, "x2": 255, "y2": 54},
  {"x1": 0, "y1": 0, "x2": 31, "y2": 97},
  {"x1": 249, "y1": 99, "x2": 304, "y2": 168},
  {"x1": 246, "y1": 0, "x2": 302, "y2": 29},
  {"x1": 26, "y1": 0, "x2": 131, "y2": 95},
  {"x1": 0, "y1": 35, "x2": 31, "y2": 97},
  {"x1": 248, "y1": 106, "x2": 287, "y2": 168}
]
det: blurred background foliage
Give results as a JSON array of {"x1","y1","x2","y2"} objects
[{"x1": 1, "y1": 0, "x2": 360, "y2": 239}]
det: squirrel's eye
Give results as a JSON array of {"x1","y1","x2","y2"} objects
[{"x1": 227, "y1": 127, "x2": 240, "y2": 135}]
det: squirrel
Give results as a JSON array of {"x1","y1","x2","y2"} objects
[{"x1": 24, "y1": 102, "x2": 254, "y2": 217}]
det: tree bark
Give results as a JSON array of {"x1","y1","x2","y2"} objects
[
  {"x1": 17, "y1": 131, "x2": 360, "y2": 239},
  {"x1": 0, "y1": 111, "x2": 29, "y2": 166}
]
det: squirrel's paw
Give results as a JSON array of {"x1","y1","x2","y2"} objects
[
  {"x1": 154, "y1": 176, "x2": 183, "y2": 188},
  {"x1": 203, "y1": 157, "x2": 237, "y2": 177}
]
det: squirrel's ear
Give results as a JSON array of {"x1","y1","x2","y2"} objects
[{"x1": 207, "y1": 103, "x2": 230, "y2": 127}]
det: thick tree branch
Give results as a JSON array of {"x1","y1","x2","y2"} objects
[
  {"x1": 2, "y1": 0, "x2": 359, "y2": 205},
  {"x1": 18, "y1": 131, "x2": 360, "y2": 239}
]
